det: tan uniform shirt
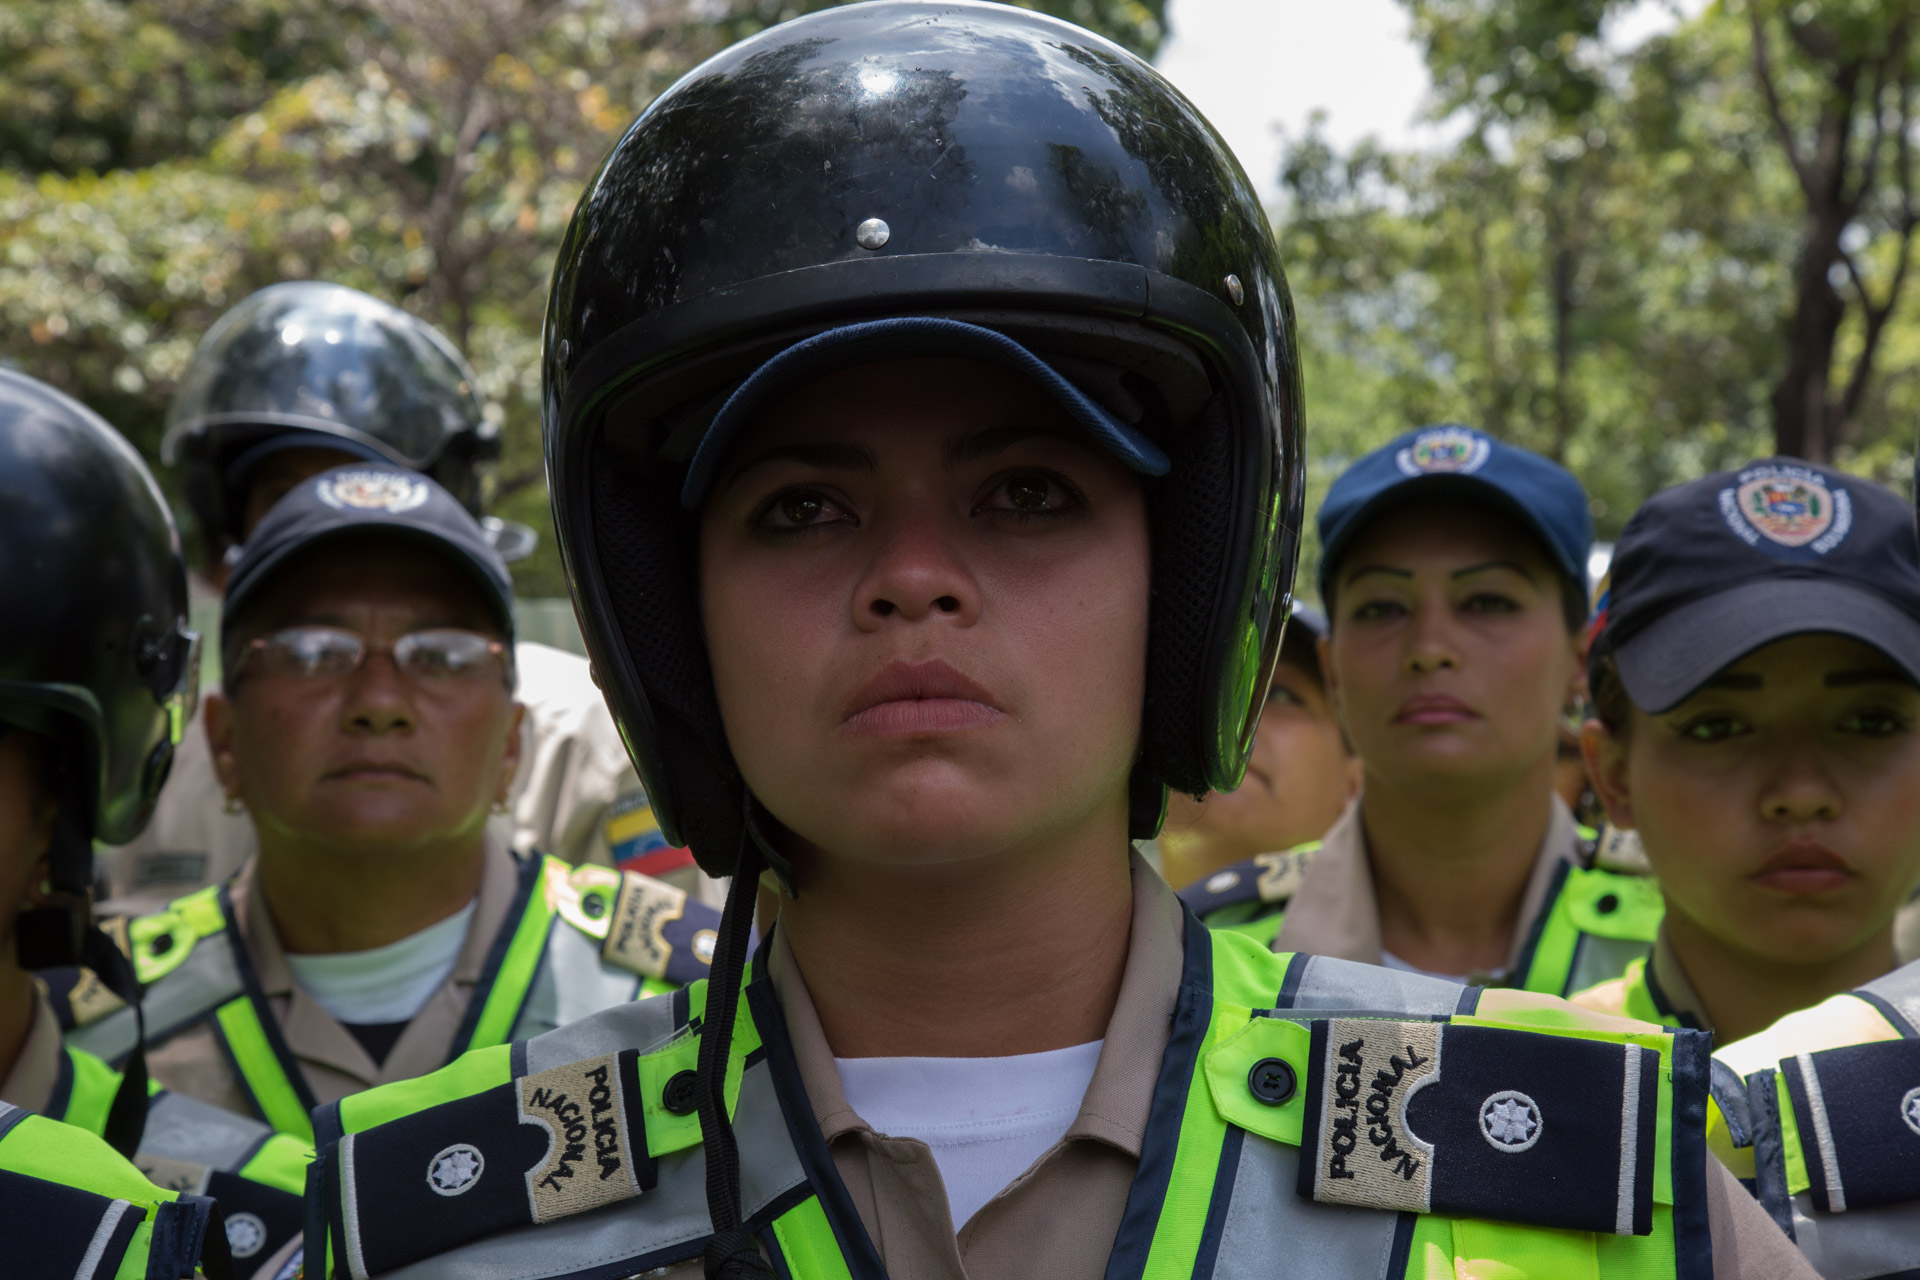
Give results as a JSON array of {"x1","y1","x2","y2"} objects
[
  {"x1": 657, "y1": 853, "x2": 1807, "y2": 1279},
  {"x1": 1275, "y1": 794, "x2": 1579, "y2": 978},
  {"x1": 145, "y1": 837, "x2": 524, "y2": 1114},
  {"x1": 103, "y1": 641, "x2": 664, "y2": 909}
]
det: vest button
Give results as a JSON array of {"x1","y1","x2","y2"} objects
[
  {"x1": 1596, "y1": 894, "x2": 1620, "y2": 915},
  {"x1": 582, "y1": 894, "x2": 607, "y2": 919},
  {"x1": 663, "y1": 1069, "x2": 701, "y2": 1115},
  {"x1": 1248, "y1": 1057, "x2": 1297, "y2": 1106},
  {"x1": 149, "y1": 932, "x2": 174, "y2": 956}
]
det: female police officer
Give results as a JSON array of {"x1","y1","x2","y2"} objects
[{"x1": 294, "y1": 5, "x2": 1802, "y2": 1278}]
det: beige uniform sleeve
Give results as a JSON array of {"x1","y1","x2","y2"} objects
[{"x1": 1704, "y1": 1157, "x2": 1819, "y2": 1277}]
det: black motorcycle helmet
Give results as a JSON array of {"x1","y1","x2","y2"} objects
[
  {"x1": 163, "y1": 281, "x2": 535, "y2": 561},
  {"x1": 541, "y1": 4, "x2": 1302, "y2": 1274},
  {"x1": 0, "y1": 368, "x2": 199, "y2": 1154}
]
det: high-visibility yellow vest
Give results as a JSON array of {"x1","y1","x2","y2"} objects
[{"x1": 302, "y1": 927, "x2": 1715, "y2": 1279}]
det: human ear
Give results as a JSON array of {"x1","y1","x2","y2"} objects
[
  {"x1": 496, "y1": 702, "x2": 527, "y2": 803},
  {"x1": 1580, "y1": 716, "x2": 1635, "y2": 831},
  {"x1": 203, "y1": 692, "x2": 243, "y2": 805}
]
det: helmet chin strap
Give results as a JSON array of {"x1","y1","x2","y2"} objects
[
  {"x1": 14, "y1": 790, "x2": 151, "y2": 1160},
  {"x1": 696, "y1": 794, "x2": 779, "y2": 1280}
]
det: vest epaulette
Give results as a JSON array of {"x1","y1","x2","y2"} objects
[
  {"x1": 543, "y1": 860, "x2": 721, "y2": 988},
  {"x1": 1175, "y1": 843, "x2": 1317, "y2": 918}
]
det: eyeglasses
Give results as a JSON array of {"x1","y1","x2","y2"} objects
[{"x1": 235, "y1": 627, "x2": 510, "y2": 685}]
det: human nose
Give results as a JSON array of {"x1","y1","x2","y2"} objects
[
  {"x1": 1402, "y1": 601, "x2": 1459, "y2": 676},
  {"x1": 339, "y1": 643, "x2": 417, "y2": 734},
  {"x1": 1758, "y1": 739, "x2": 1842, "y2": 824},
  {"x1": 851, "y1": 509, "x2": 981, "y2": 631}
]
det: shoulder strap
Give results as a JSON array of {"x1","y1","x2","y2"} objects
[
  {"x1": 1175, "y1": 845, "x2": 1318, "y2": 921},
  {"x1": 452, "y1": 852, "x2": 560, "y2": 1056},
  {"x1": 64, "y1": 889, "x2": 246, "y2": 1066}
]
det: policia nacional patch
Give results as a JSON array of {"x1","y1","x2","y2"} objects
[
  {"x1": 330, "y1": 1049, "x2": 654, "y2": 1277},
  {"x1": 1299, "y1": 1018, "x2": 1661, "y2": 1235}
]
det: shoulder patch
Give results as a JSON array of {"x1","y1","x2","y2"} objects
[
  {"x1": 604, "y1": 791, "x2": 691, "y2": 878},
  {"x1": 329, "y1": 1048, "x2": 655, "y2": 1276},
  {"x1": 1178, "y1": 845, "x2": 1317, "y2": 918},
  {"x1": 37, "y1": 967, "x2": 126, "y2": 1031},
  {"x1": 597, "y1": 871, "x2": 720, "y2": 987},
  {"x1": 1298, "y1": 1017, "x2": 1661, "y2": 1236},
  {"x1": 1781, "y1": 1037, "x2": 1920, "y2": 1213}
]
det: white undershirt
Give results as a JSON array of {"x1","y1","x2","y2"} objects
[
  {"x1": 282, "y1": 899, "x2": 477, "y2": 1025},
  {"x1": 834, "y1": 1039, "x2": 1103, "y2": 1230}
]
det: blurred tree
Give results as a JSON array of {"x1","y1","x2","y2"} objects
[{"x1": 0, "y1": 0, "x2": 1163, "y2": 594}]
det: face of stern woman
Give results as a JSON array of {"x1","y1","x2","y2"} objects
[{"x1": 698, "y1": 356, "x2": 1152, "y2": 874}]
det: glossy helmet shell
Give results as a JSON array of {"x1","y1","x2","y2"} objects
[
  {"x1": 544, "y1": 0, "x2": 1304, "y2": 874},
  {"x1": 0, "y1": 369, "x2": 197, "y2": 853},
  {"x1": 163, "y1": 281, "x2": 500, "y2": 544}
]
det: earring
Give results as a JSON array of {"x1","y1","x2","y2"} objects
[
  {"x1": 491, "y1": 798, "x2": 510, "y2": 815},
  {"x1": 223, "y1": 795, "x2": 244, "y2": 816}
]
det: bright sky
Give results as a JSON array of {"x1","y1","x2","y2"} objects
[{"x1": 1153, "y1": 0, "x2": 1706, "y2": 203}]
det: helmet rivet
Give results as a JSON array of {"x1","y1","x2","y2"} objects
[
  {"x1": 555, "y1": 338, "x2": 572, "y2": 370},
  {"x1": 855, "y1": 217, "x2": 891, "y2": 250},
  {"x1": 1224, "y1": 274, "x2": 1245, "y2": 306}
]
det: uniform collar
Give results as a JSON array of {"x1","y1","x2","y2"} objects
[
  {"x1": 0, "y1": 987, "x2": 66, "y2": 1113},
  {"x1": 769, "y1": 845, "x2": 1185, "y2": 1160},
  {"x1": 1646, "y1": 927, "x2": 1713, "y2": 1031},
  {"x1": 1276, "y1": 793, "x2": 1581, "y2": 978}
]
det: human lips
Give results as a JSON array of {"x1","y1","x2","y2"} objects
[
  {"x1": 1751, "y1": 841, "x2": 1856, "y2": 895},
  {"x1": 841, "y1": 660, "x2": 1006, "y2": 736},
  {"x1": 322, "y1": 758, "x2": 429, "y2": 784},
  {"x1": 1393, "y1": 693, "x2": 1479, "y2": 726}
]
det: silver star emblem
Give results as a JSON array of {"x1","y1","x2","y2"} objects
[
  {"x1": 1902, "y1": 1086, "x2": 1920, "y2": 1137},
  {"x1": 1480, "y1": 1090, "x2": 1544, "y2": 1153},
  {"x1": 427, "y1": 1143, "x2": 485, "y2": 1196}
]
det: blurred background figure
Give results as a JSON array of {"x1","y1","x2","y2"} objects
[
  {"x1": 1164, "y1": 603, "x2": 1358, "y2": 936},
  {"x1": 104, "y1": 283, "x2": 698, "y2": 911},
  {"x1": 63, "y1": 466, "x2": 718, "y2": 1147},
  {"x1": 1262, "y1": 426, "x2": 1660, "y2": 994}
]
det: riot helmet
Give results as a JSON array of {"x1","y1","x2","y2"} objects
[
  {"x1": 546, "y1": 0, "x2": 1305, "y2": 881},
  {"x1": 0, "y1": 368, "x2": 198, "y2": 1154},
  {"x1": 163, "y1": 281, "x2": 533, "y2": 559}
]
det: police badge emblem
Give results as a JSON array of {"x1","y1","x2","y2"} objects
[
  {"x1": 1718, "y1": 464, "x2": 1852, "y2": 555},
  {"x1": 1396, "y1": 426, "x2": 1491, "y2": 477},
  {"x1": 316, "y1": 468, "x2": 431, "y2": 514}
]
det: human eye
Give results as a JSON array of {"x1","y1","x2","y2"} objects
[
  {"x1": 401, "y1": 631, "x2": 497, "y2": 679},
  {"x1": 1266, "y1": 685, "x2": 1304, "y2": 707},
  {"x1": 1838, "y1": 704, "x2": 1915, "y2": 737},
  {"x1": 1347, "y1": 597, "x2": 1406, "y2": 623},
  {"x1": 1675, "y1": 712, "x2": 1748, "y2": 743},
  {"x1": 1459, "y1": 591, "x2": 1521, "y2": 615},
  {"x1": 750, "y1": 486, "x2": 856, "y2": 534},
  {"x1": 974, "y1": 469, "x2": 1085, "y2": 521}
]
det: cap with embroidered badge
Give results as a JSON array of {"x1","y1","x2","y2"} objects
[
  {"x1": 222, "y1": 463, "x2": 515, "y2": 646},
  {"x1": 1316, "y1": 424, "x2": 1592, "y2": 601},
  {"x1": 1588, "y1": 457, "x2": 1920, "y2": 713}
]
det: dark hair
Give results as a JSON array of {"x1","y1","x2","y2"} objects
[{"x1": 1588, "y1": 653, "x2": 1633, "y2": 738}]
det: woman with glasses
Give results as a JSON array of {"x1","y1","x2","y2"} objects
[{"x1": 58, "y1": 464, "x2": 721, "y2": 1146}]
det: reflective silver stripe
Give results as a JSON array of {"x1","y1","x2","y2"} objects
[
  {"x1": 141, "y1": 1092, "x2": 276, "y2": 1171},
  {"x1": 368, "y1": 1062, "x2": 806, "y2": 1280},
  {"x1": 1787, "y1": 1192, "x2": 1920, "y2": 1279},
  {"x1": 521, "y1": 987, "x2": 685, "y2": 1075},
  {"x1": 1211, "y1": 1133, "x2": 1405, "y2": 1279},
  {"x1": 342, "y1": 1131, "x2": 370, "y2": 1280},
  {"x1": 1798, "y1": 1051, "x2": 1846, "y2": 1213},
  {"x1": 73, "y1": 1198, "x2": 136, "y2": 1280},
  {"x1": 1859, "y1": 963, "x2": 1920, "y2": 1034},
  {"x1": 1287, "y1": 955, "x2": 1463, "y2": 1017},
  {"x1": 1616, "y1": 1044, "x2": 1640, "y2": 1235},
  {"x1": 66, "y1": 933, "x2": 244, "y2": 1063},
  {"x1": 1567, "y1": 935, "x2": 1652, "y2": 1001},
  {"x1": 509, "y1": 920, "x2": 645, "y2": 1045}
]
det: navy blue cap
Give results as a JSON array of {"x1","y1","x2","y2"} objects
[
  {"x1": 1317, "y1": 425, "x2": 1592, "y2": 600},
  {"x1": 223, "y1": 464, "x2": 515, "y2": 646},
  {"x1": 1590, "y1": 458, "x2": 1920, "y2": 713},
  {"x1": 679, "y1": 317, "x2": 1172, "y2": 509}
]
